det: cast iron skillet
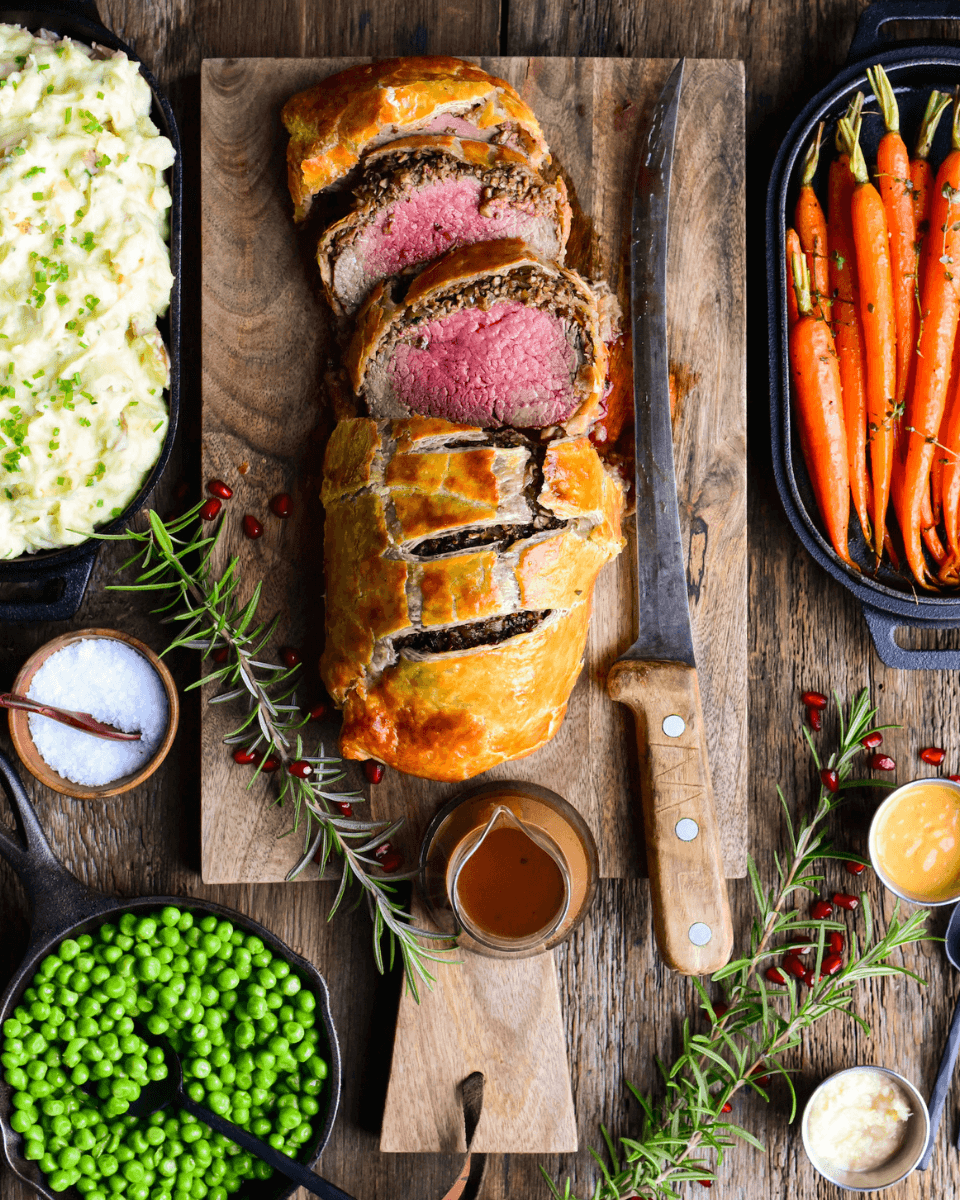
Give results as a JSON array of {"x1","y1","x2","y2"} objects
[
  {"x1": 0, "y1": 0, "x2": 181, "y2": 623},
  {"x1": 0, "y1": 751, "x2": 343, "y2": 1200},
  {"x1": 767, "y1": 0, "x2": 960, "y2": 669}
]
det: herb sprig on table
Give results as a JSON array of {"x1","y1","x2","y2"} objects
[
  {"x1": 101, "y1": 502, "x2": 454, "y2": 999},
  {"x1": 546, "y1": 690, "x2": 931, "y2": 1199}
]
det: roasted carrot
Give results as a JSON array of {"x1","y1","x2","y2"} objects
[
  {"x1": 898, "y1": 94, "x2": 960, "y2": 587},
  {"x1": 939, "y1": 363, "x2": 960, "y2": 582},
  {"x1": 838, "y1": 115, "x2": 897, "y2": 566},
  {"x1": 789, "y1": 252, "x2": 854, "y2": 567},
  {"x1": 785, "y1": 227, "x2": 802, "y2": 327},
  {"x1": 932, "y1": 326, "x2": 960, "y2": 525},
  {"x1": 796, "y1": 123, "x2": 831, "y2": 322},
  {"x1": 868, "y1": 65, "x2": 918, "y2": 415},
  {"x1": 912, "y1": 91, "x2": 953, "y2": 306},
  {"x1": 828, "y1": 95, "x2": 871, "y2": 546}
]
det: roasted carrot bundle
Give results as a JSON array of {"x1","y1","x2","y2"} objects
[
  {"x1": 939, "y1": 368, "x2": 960, "y2": 583},
  {"x1": 898, "y1": 96, "x2": 960, "y2": 587},
  {"x1": 785, "y1": 227, "x2": 802, "y2": 327},
  {"x1": 912, "y1": 91, "x2": 952, "y2": 306},
  {"x1": 828, "y1": 94, "x2": 871, "y2": 547},
  {"x1": 838, "y1": 115, "x2": 897, "y2": 567},
  {"x1": 796, "y1": 123, "x2": 831, "y2": 322},
  {"x1": 789, "y1": 253, "x2": 854, "y2": 567},
  {"x1": 868, "y1": 65, "x2": 918, "y2": 412}
]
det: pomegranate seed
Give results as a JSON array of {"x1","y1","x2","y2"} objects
[
  {"x1": 820, "y1": 767, "x2": 839, "y2": 793},
  {"x1": 335, "y1": 802, "x2": 354, "y2": 818},
  {"x1": 207, "y1": 479, "x2": 233, "y2": 500},
  {"x1": 811, "y1": 899, "x2": 833, "y2": 920},
  {"x1": 783, "y1": 954, "x2": 806, "y2": 979},
  {"x1": 270, "y1": 493, "x2": 292, "y2": 519},
  {"x1": 806, "y1": 706, "x2": 822, "y2": 731},
  {"x1": 280, "y1": 647, "x2": 300, "y2": 669},
  {"x1": 308, "y1": 701, "x2": 327, "y2": 721},
  {"x1": 720, "y1": 1102, "x2": 732, "y2": 1114},
  {"x1": 211, "y1": 646, "x2": 229, "y2": 664},
  {"x1": 378, "y1": 851, "x2": 404, "y2": 873},
  {"x1": 259, "y1": 755, "x2": 281, "y2": 773},
  {"x1": 861, "y1": 731, "x2": 883, "y2": 749},
  {"x1": 868, "y1": 753, "x2": 896, "y2": 771},
  {"x1": 242, "y1": 514, "x2": 263, "y2": 539},
  {"x1": 764, "y1": 967, "x2": 786, "y2": 984},
  {"x1": 832, "y1": 892, "x2": 859, "y2": 911},
  {"x1": 375, "y1": 842, "x2": 393, "y2": 859},
  {"x1": 288, "y1": 760, "x2": 312, "y2": 779},
  {"x1": 950, "y1": 775, "x2": 960, "y2": 783},
  {"x1": 713, "y1": 1003, "x2": 729, "y2": 1019},
  {"x1": 844, "y1": 860, "x2": 867, "y2": 876},
  {"x1": 822, "y1": 953, "x2": 843, "y2": 977},
  {"x1": 829, "y1": 931, "x2": 845, "y2": 955},
  {"x1": 200, "y1": 498, "x2": 222, "y2": 521},
  {"x1": 364, "y1": 760, "x2": 385, "y2": 784},
  {"x1": 232, "y1": 747, "x2": 257, "y2": 765},
  {"x1": 786, "y1": 939, "x2": 812, "y2": 955},
  {"x1": 803, "y1": 969, "x2": 816, "y2": 987},
  {"x1": 751, "y1": 1073, "x2": 770, "y2": 1087},
  {"x1": 802, "y1": 690, "x2": 828, "y2": 709},
  {"x1": 921, "y1": 746, "x2": 946, "y2": 766}
]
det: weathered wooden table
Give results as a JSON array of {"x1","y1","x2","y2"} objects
[{"x1": 2, "y1": 1, "x2": 958, "y2": 1197}]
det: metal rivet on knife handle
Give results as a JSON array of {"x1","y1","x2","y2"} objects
[
  {"x1": 675, "y1": 818, "x2": 699, "y2": 841},
  {"x1": 662, "y1": 714, "x2": 686, "y2": 737},
  {"x1": 689, "y1": 923, "x2": 713, "y2": 947}
]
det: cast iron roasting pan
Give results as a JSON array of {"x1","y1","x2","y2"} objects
[
  {"x1": 0, "y1": 751, "x2": 343, "y2": 1200},
  {"x1": 0, "y1": 0, "x2": 181, "y2": 623},
  {"x1": 767, "y1": 0, "x2": 960, "y2": 670}
]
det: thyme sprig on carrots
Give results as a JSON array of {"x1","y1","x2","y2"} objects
[
  {"x1": 99, "y1": 502, "x2": 455, "y2": 999},
  {"x1": 545, "y1": 690, "x2": 931, "y2": 1199}
]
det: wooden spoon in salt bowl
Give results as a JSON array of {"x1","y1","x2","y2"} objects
[{"x1": 0, "y1": 692, "x2": 141, "y2": 741}]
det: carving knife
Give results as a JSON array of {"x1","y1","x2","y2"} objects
[{"x1": 607, "y1": 59, "x2": 734, "y2": 975}]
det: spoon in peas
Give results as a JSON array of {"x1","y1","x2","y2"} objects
[{"x1": 118, "y1": 1027, "x2": 356, "y2": 1200}]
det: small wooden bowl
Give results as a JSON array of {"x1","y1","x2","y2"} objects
[{"x1": 9, "y1": 628, "x2": 179, "y2": 799}]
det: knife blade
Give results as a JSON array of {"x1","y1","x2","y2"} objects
[{"x1": 607, "y1": 59, "x2": 733, "y2": 976}]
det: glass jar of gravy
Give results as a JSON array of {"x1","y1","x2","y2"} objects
[{"x1": 419, "y1": 781, "x2": 600, "y2": 958}]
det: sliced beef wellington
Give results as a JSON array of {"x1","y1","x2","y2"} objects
[
  {"x1": 320, "y1": 416, "x2": 624, "y2": 781},
  {"x1": 283, "y1": 56, "x2": 549, "y2": 220},
  {"x1": 346, "y1": 239, "x2": 608, "y2": 435},
  {"x1": 317, "y1": 136, "x2": 571, "y2": 318}
]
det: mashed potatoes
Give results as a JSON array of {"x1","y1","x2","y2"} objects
[{"x1": 0, "y1": 24, "x2": 175, "y2": 558}]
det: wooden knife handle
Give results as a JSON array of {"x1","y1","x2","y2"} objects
[{"x1": 608, "y1": 658, "x2": 733, "y2": 975}]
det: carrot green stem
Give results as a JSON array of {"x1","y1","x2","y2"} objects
[
  {"x1": 791, "y1": 251, "x2": 812, "y2": 317},
  {"x1": 800, "y1": 122, "x2": 824, "y2": 188},
  {"x1": 867, "y1": 64, "x2": 899, "y2": 134},
  {"x1": 915, "y1": 90, "x2": 952, "y2": 160},
  {"x1": 834, "y1": 91, "x2": 863, "y2": 154},
  {"x1": 837, "y1": 115, "x2": 869, "y2": 185}
]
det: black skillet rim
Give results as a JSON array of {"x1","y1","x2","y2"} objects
[
  {"x1": 767, "y1": 45, "x2": 960, "y2": 622},
  {"x1": 0, "y1": 6, "x2": 182, "y2": 614},
  {"x1": 0, "y1": 894, "x2": 342, "y2": 1200}
]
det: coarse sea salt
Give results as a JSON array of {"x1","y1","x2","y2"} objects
[{"x1": 27, "y1": 638, "x2": 169, "y2": 787}]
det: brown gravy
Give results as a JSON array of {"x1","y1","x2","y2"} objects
[{"x1": 455, "y1": 825, "x2": 566, "y2": 939}]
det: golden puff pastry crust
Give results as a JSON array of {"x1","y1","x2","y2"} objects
[
  {"x1": 320, "y1": 417, "x2": 624, "y2": 780},
  {"x1": 345, "y1": 239, "x2": 609, "y2": 436},
  {"x1": 282, "y1": 57, "x2": 549, "y2": 220}
]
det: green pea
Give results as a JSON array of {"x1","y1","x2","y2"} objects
[
  {"x1": 245, "y1": 996, "x2": 266, "y2": 1020},
  {"x1": 193, "y1": 1038, "x2": 214, "y2": 1057},
  {"x1": 58, "y1": 1146, "x2": 81, "y2": 1169},
  {"x1": 300, "y1": 1095, "x2": 319, "y2": 1116},
  {"x1": 6, "y1": 1067, "x2": 27, "y2": 1090},
  {"x1": 280, "y1": 974, "x2": 301, "y2": 997},
  {"x1": 259, "y1": 1011, "x2": 279, "y2": 1033},
  {"x1": 24, "y1": 1139, "x2": 44, "y2": 1160},
  {"x1": 208, "y1": 1091, "x2": 230, "y2": 1116},
  {"x1": 268, "y1": 1035, "x2": 290, "y2": 1056},
  {"x1": 23, "y1": 1031, "x2": 46, "y2": 1054},
  {"x1": 10, "y1": 1110, "x2": 35, "y2": 1133},
  {"x1": 123, "y1": 1160, "x2": 145, "y2": 1183},
  {"x1": 70, "y1": 1063, "x2": 90, "y2": 1086},
  {"x1": 59, "y1": 939, "x2": 80, "y2": 962}
]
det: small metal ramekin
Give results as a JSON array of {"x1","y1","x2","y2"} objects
[
  {"x1": 868, "y1": 778, "x2": 960, "y2": 906},
  {"x1": 801, "y1": 1066, "x2": 929, "y2": 1190}
]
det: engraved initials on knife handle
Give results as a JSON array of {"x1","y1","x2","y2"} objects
[{"x1": 608, "y1": 658, "x2": 733, "y2": 975}]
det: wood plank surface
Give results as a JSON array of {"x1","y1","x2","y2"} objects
[
  {"x1": 6, "y1": 1, "x2": 960, "y2": 1200},
  {"x1": 199, "y1": 54, "x2": 747, "y2": 885}
]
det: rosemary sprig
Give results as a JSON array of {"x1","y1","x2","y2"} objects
[
  {"x1": 100, "y1": 502, "x2": 454, "y2": 998},
  {"x1": 545, "y1": 689, "x2": 931, "y2": 1199}
]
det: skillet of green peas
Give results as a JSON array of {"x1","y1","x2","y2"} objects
[{"x1": 1, "y1": 905, "x2": 330, "y2": 1199}]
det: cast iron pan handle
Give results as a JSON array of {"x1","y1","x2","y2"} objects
[
  {"x1": 849, "y1": 0, "x2": 960, "y2": 62},
  {"x1": 13, "y1": 0, "x2": 103, "y2": 24},
  {"x1": 862, "y1": 604, "x2": 960, "y2": 670},
  {"x1": 0, "y1": 548, "x2": 97, "y2": 623},
  {"x1": 0, "y1": 749, "x2": 108, "y2": 941}
]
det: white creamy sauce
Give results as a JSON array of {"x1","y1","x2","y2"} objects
[
  {"x1": 0, "y1": 24, "x2": 174, "y2": 558},
  {"x1": 807, "y1": 1069, "x2": 911, "y2": 1172}
]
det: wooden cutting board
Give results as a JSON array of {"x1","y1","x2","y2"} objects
[{"x1": 199, "y1": 55, "x2": 747, "y2": 888}]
